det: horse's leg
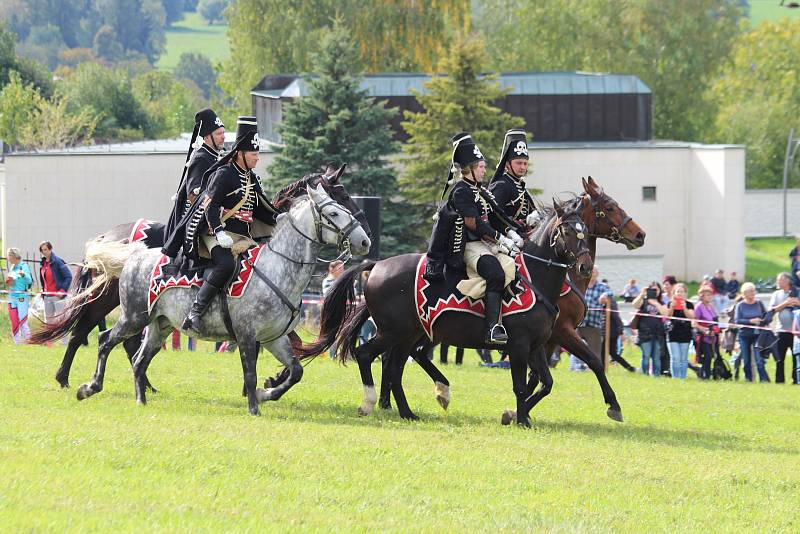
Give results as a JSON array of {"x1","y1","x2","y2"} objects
[
  {"x1": 355, "y1": 334, "x2": 393, "y2": 416},
  {"x1": 521, "y1": 346, "x2": 554, "y2": 416},
  {"x1": 379, "y1": 355, "x2": 393, "y2": 410},
  {"x1": 388, "y1": 344, "x2": 420, "y2": 421},
  {"x1": 559, "y1": 329, "x2": 623, "y2": 422},
  {"x1": 256, "y1": 336, "x2": 303, "y2": 403},
  {"x1": 55, "y1": 324, "x2": 93, "y2": 389},
  {"x1": 122, "y1": 333, "x2": 157, "y2": 393},
  {"x1": 409, "y1": 340, "x2": 451, "y2": 410},
  {"x1": 509, "y1": 341, "x2": 532, "y2": 428},
  {"x1": 131, "y1": 321, "x2": 171, "y2": 406},
  {"x1": 235, "y1": 338, "x2": 261, "y2": 416},
  {"x1": 76, "y1": 316, "x2": 140, "y2": 401}
]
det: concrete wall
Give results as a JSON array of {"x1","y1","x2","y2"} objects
[
  {"x1": 4, "y1": 151, "x2": 276, "y2": 264},
  {"x1": 744, "y1": 188, "x2": 800, "y2": 237},
  {"x1": 529, "y1": 143, "x2": 745, "y2": 282}
]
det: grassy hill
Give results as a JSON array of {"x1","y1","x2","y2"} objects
[
  {"x1": 157, "y1": 11, "x2": 230, "y2": 71},
  {"x1": 745, "y1": 236, "x2": 794, "y2": 283},
  {"x1": 748, "y1": 0, "x2": 800, "y2": 26}
]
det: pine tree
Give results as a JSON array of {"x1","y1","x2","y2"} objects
[
  {"x1": 266, "y1": 22, "x2": 409, "y2": 256},
  {"x1": 399, "y1": 36, "x2": 524, "y2": 244}
]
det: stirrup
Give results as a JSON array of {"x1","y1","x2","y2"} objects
[{"x1": 486, "y1": 324, "x2": 508, "y2": 344}]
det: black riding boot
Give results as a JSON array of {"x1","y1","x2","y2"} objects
[
  {"x1": 182, "y1": 282, "x2": 220, "y2": 333},
  {"x1": 484, "y1": 290, "x2": 508, "y2": 345}
]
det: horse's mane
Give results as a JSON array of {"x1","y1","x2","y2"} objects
[
  {"x1": 272, "y1": 174, "x2": 323, "y2": 212},
  {"x1": 529, "y1": 197, "x2": 578, "y2": 244}
]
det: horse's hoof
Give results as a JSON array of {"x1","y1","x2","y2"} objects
[
  {"x1": 59, "y1": 381, "x2": 70, "y2": 389},
  {"x1": 434, "y1": 382, "x2": 450, "y2": 411},
  {"x1": 517, "y1": 417, "x2": 532, "y2": 429},
  {"x1": 379, "y1": 400, "x2": 392, "y2": 410},
  {"x1": 263, "y1": 377, "x2": 276, "y2": 389},
  {"x1": 607, "y1": 408, "x2": 624, "y2": 422},
  {"x1": 400, "y1": 412, "x2": 420, "y2": 421},
  {"x1": 76, "y1": 384, "x2": 93, "y2": 401},
  {"x1": 501, "y1": 410, "x2": 516, "y2": 426},
  {"x1": 146, "y1": 384, "x2": 158, "y2": 394},
  {"x1": 255, "y1": 388, "x2": 273, "y2": 403},
  {"x1": 357, "y1": 406, "x2": 372, "y2": 417},
  {"x1": 249, "y1": 407, "x2": 261, "y2": 416},
  {"x1": 136, "y1": 399, "x2": 147, "y2": 406}
]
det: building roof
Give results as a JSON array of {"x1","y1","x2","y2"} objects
[
  {"x1": 251, "y1": 71, "x2": 651, "y2": 99},
  {"x1": 9, "y1": 132, "x2": 277, "y2": 156}
]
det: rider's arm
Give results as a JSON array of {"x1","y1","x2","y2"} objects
[{"x1": 205, "y1": 169, "x2": 233, "y2": 233}]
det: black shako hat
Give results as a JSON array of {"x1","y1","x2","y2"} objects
[
  {"x1": 440, "y1": 132, "x2": 485, "y2": 198},
  {"x1": 195, "y1": 108, "x2": 224, "y2": 138},
  {"x1": 491, "y1": 129, "x2": 528, "y2": 182},
  {"x1": 202, "y1": 116, "x2": 261, "y2": 180}
]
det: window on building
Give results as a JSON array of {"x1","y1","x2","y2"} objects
[{"x1": 642, "y1": 186, "x2": 657, "y2": 201}]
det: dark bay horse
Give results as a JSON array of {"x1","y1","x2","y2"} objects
[
  {"x1": 376, "y1": 177, "x2": 646, "y2": 421},
  {"x1": 300, "y1": 200, "x2": 594, "y2": 427},
  {"x1": 29, "y1": 166, "x2": 371, "y2": 390}
]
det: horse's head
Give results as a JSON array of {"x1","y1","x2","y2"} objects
[
  {"x1": 307, "y1": 163, "x2": 373, "y2": 239},
  {"x1": 578, "y1": 176, "x2": 646, "y2": 250},
  {"x1": 306, "y1": 183, "x2": 371, "y2": 256},
  {"x1": 551, "y1": 198, "x2": 593, "y2": 279}
]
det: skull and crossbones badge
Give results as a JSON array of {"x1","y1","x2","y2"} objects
[
  {"x1": 473, "y1": 145, "x2": 483, "y2": 159},
  {"x1": 214, "y1": 117, "x2": 223, "y2": 127},
  {"x1": 251, "y1": 133, "x2": 260, "y2": 150},
  {"x1": 513, "y1": 140, "x2": 528, "y2": 157}
]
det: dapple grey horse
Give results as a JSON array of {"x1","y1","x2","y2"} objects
[{"x1": 76, "y1": 184, "x2": 370, "y2": 415}]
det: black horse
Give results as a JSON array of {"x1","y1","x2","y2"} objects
[
  {"x1": 300, "y1": 199, "x2": 593, "y2": 427},
  {"x1": 30, "y1": 165, "x2": 371, "y2": 391}
]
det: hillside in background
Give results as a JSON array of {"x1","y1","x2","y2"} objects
[
  {"x1": 157, "y1": 11, "x2": 229, "y2": 71},
  {"x1": 748, "y1": 0, "x2": 800, "y2": 25}
]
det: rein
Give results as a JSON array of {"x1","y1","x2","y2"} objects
[{"x1": 583, "y1": 193, "x2": 633, "y2": 243}]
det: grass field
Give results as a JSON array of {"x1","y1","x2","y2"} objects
[
  {"x1": 157, "y1": 12, "x2": 230, "y2": 71},
  {"x1": 744, "y1": 236, "x2": 795, "y2": 284},
  {"x1": 748, "y1": 0, "x2": 800, "y2": 26},
  {"x1": 2, "y1": 341, "x2": 799, "y2": 532}
]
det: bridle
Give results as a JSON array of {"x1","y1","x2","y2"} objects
[
  {"x1": 267, "y1": 194, "x2": 363, "y2": 265},
  {"x1": 550, "y1": 211, "x2": 592, "y2": 269},
  {"x1": 582, "y1": 192, "x2": 633, "y2": 243}
]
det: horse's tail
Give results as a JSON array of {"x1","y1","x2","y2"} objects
[
  {"x1": 296, "y1": 261, "x2": 375, "y2": 360},
  {"x1": 28, "y1": 266, "x2": 93, "y2": 344},
  {"x1": 336, "y1": 301, "x2": 371, "y2": 363},
  {"x1": 72, "y1": 238, "x2": 146, "y2": 303}
]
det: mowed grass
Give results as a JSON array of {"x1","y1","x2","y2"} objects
[
  {"x1": 745, "y1": 236, "x2": 794, "y2": 283},
  {"x1": 748, "y1": 0, "x2": 800, "y2": 26},
  {"x1": 157, "y1": 12, "x2": 229, "y2": 71},
  {"x1": 2, "y1": 342, "x2": 800, "y2": 532}
]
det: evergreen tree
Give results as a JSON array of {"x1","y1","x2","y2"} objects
[
  {"x1": 399, "y1": 36, "x2": 524, "y2": 245},
  {"x1": 266, "y1": 23, "x2": 408, "y2": 256}
]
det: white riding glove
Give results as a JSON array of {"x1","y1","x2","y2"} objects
[
  {"x1": 525, "y1": 211, "x2": 539, "y2": 227},
  {"x1": 215, "y1": 231, "x2": 234, "y2": 249},
  {"x1": 497, "y1": 235, "x2": 518, "y2": 256},
  {"x1": 506, "y1": 228, "x2": 524, "y2": 248}
]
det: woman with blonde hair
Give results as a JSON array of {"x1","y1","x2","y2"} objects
[{"x1": 5, "y1": 247, "x2": 33, "y2": 343}]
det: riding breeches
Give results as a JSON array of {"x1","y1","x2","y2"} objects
[
  {"x1": 205, "y1": 245, "x2": 236, "y2": 287},
  {"x1": 456, "y1": 240, "x2": 515, "y2": 299}
]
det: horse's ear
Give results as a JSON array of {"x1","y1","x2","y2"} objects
[
  {"x1": 581, "y1": 176, "x2": 589, "y2": 192},
  {"x1": 553, "y1": 198, "x2": 564, "y2": 218},
  {"x1": 585, "y1": 176, "x2": 601, "y2": 198},
  {"x1": 307, "y1": 183, "x2": 325, "y2": 204},
  {"x1": 587, "y1": 176, "x2": 603, "y2": 195},
  {"x1": 330, "y1": 163, "x2": 346, "y2": 184}
]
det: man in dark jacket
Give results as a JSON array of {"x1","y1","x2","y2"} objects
[
  {"x1": 162, "y1": 108, "x2": 225, "y2": 257},
  {"x1": 38, "y1": 241, "x2": 73, "y2": 322}
]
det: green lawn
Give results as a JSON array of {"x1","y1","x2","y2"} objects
[
  {"x1": 157, "y1": 11, "x2": 230, "y2": 71},
  {"x1": 2, "y1": 341, "x2": 799, "y2": 531},
  {"x1": 748, "y1": 0, "x2": 800, "y2": 26},
  {"x1": 745, "y1": 236, "x2": 794, "y2": 284}
]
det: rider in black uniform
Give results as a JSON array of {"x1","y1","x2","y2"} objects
[
  {"x1": 424, "y1": 133, "x2": 522, "y2": 344},
  {"x1": 488, "y1": 128, "x2": 537, "y2": 230},
  {"x1": 162, "y1": 108, "x2": 225, "y2": 253},
  {"x1": 178, "y1": 116, "x2": 279, "y2": 333}
]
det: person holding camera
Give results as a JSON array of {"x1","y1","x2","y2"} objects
[
  {"x1": 768, "y1": 272, "x2": 800, "y2": 383},
  {"x1": 734, "y1": 282, "x2": 770, "y2": 382},
  {"x1": 660, "y1": 282, "x2": 696, "y2": 379},
  {"x1": 632, "y1": 282, "x2": 667, "y2": 376}
]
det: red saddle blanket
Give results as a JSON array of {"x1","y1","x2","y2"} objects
[
  {"x1": 147, "y1": 244, "x2": 266, "y2": 313},
  {"x1": 414, "y1": 254, "x2": 536, "y2": 340}
]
